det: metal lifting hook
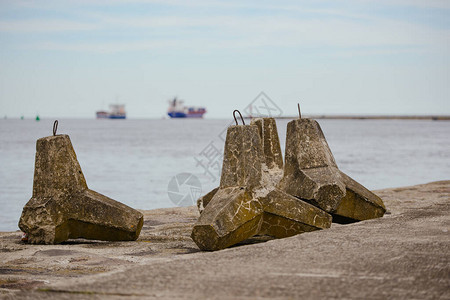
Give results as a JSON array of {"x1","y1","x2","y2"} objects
[
  {"x1": 233, "y1": 110, "x2": 245, "y2": 125},
  {"x1": 53, "y1": 120, "x2": 58, "y2": 136}
]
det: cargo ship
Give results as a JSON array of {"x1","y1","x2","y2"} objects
[
  {"x1": 167, "y1": 98, "x2": 206, "y2": 118},
  {"x1": 96, "y1": 104, "x2": 126, "y2": 119}
]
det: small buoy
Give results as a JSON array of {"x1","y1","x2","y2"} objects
[{"x1": 36, "y1": 115, "x2": 40, "y2": 121}]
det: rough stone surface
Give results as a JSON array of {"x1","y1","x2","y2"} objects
[
  {"x1": 18, "y1": 135, "x2": 143, "y2": 244},
  {"x1": 250, "y1": 118, "x2": 283, "y2": 171},
  {"x1": 279, "y1": 118, "x2": 346, "y2": 212},
  {"x1": 219, "y1": 125, "x2": 263, "y2": 189},
  {"x1": 259, "y1": 189, "x2": 331, "y2": 238},
  {"x1": 191, "y1": 187, "x2": 263, "y2": 251},
  {"x1": 332, "y1": 171, "x2": 387, "y2": 223},
  {"x1": 199, "y1": 118, "x2": 284, "y2": 214},
  {"x1": 192, "y1": 125, "x2": 265, "y2": 250},
  {"x1": 196, "y1": 187, "x2": 218, "y2": 214},
  {"x1": 1, "y1": 181, "x2": 448, "y2": 299}
]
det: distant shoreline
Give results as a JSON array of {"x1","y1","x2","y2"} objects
[
  {"x1": 2, "y1": 115, "x2": 449, "y2": 121},
  {"x1": 248, "y1": 115, "x2": 450, "y2": 121}
]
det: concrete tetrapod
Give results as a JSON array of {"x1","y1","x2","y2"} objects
[
  {"x1": 191, "y1": 119, "x2": 331, "y2": 251},
  {"x1": 191, "y1": 125, "x2": 264, "y2": 251},
  {"x1": 279, "y1": 118, "x2": 346, "y2": 212},
  {"x1": 259, "y1": 189, "x2": 331, "y2": 238},
  {"x1": 19, "y1": 134, "x2": 143, "y2": 244},
  {"x1": 252, "y1": 118, "x2": 331, "y2": 238},
  {"x1": 278, "y1": 117, "x2": 386, "y2": 221},
  {"x1": 197, "y1": 117, "x2": 283, "y2": 213},
  {"x1": 332, "y1": 171, "x2": 386, "y2": 223},
  {"x1": 251, "y1": 117, "x2": 283, "y2": 172}
]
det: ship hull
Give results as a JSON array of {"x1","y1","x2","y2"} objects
[
  {"x1": 168, "y1": 112, "x2": 187, "y2": 118},
  {"x1": 168, "y1": 112, "x2": 205, "y2": 118},
  {"x1": 108, "y1": 115, "x2": 126, "y2": 119}
]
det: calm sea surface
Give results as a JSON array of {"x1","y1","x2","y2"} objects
[{"x1": 0, "y1": 118, "x2": 449, "y2": 231}]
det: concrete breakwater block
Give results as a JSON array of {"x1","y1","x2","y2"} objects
[
  {"x1": 219, "y1": 125, "x2": 264, "y2": 189},
  {"x1": 332, "y1": 171, "x2": 386, "y2": 223},
  {"x1": 192, "y1": 119, "x2": 331, "y2": 251},
  {"x1": 278, "y1": 118, "x2": 386, "y2": 221},
  {"x1": 259, "y1": 189, "x2": 331, "y2": 238},
  {"x1": 193, "y1": 114, "x2": 386, "y2": 251},
  {"x1": 197, "y1": 118, "x2": 283, "y2": 213},
  {"x1": 197, "y1": 187, "x2": 219, "y2": 214},
  {"x1": 279, "y1": 118, "x2": 346, "y2": 213},
  {"x1": 19, "y1": 134, "x2": 143, "y2": 244},
  {"x1": 251, "y1": 117, "x2": 283, "y2": 171},
  {"x1": 192, "y1": 125, "x2": 265, "y2": 251},
  {"x1": 191, "y1": 186, "x2": 264, "y2": 251}
]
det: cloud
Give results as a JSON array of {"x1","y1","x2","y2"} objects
[
  {"x1": 19, "y1": 14, "x2": 446, "y2": 54},
  {"x1": 0, "y1": 19, "x2": 99, "y2": 32},
  {"x1": 1, "y1": 0, "x2": 448, "y2": 54}
]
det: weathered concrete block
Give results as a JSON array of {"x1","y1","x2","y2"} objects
[
  {"x1": 191, "y1": 187, "x2": 263, "y2": 251},
  {"x1": 259, "y1": 189, "x2": 332, "y2": 238},
  {"x1": 220, "y1": 125, "x2": 263, "y2": 189},
  {"x1": 332, "y1": 172, "x2": 386, "y2": 223},
  {"x1": 250, "y1": 118, "x2": 283, "y2": 171},
  {"x1": 192, "y1": 120, "x2": 332, "y2": 251},
  {"x1": 197, "y1": 187, "x2": 218, "y2": 214},
  {"x1": 279, "y1": 119, "x2": 346, "y2": 212},
  {"x1": 199, "y1": 118, "x2": 283, "y2": 214},
  {"x1": 194, "y1": 116, "x2": 386, "y2": 250},
  {"x1": 19, "y1": 135, "x2": 143, "y2": 244}
]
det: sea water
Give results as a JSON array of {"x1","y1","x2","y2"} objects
[{"x1": 0, "y1": 118, "x2": 449, "y2": 231}]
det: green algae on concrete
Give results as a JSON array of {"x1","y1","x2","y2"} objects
[{"x1": 19, "y1": 134, "x2": 143, "y2": 244}]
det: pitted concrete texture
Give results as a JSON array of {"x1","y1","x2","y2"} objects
[
  {"x1": 1, "y1": 181, "x2": 447, "y2": 299},
  {"x1": 19, "y1": 135, "x2": 143, "y2": 244}
]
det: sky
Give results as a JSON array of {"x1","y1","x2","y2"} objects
[{"x1": 0, "y1": 0, "x2": 449, "y2": 119}]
